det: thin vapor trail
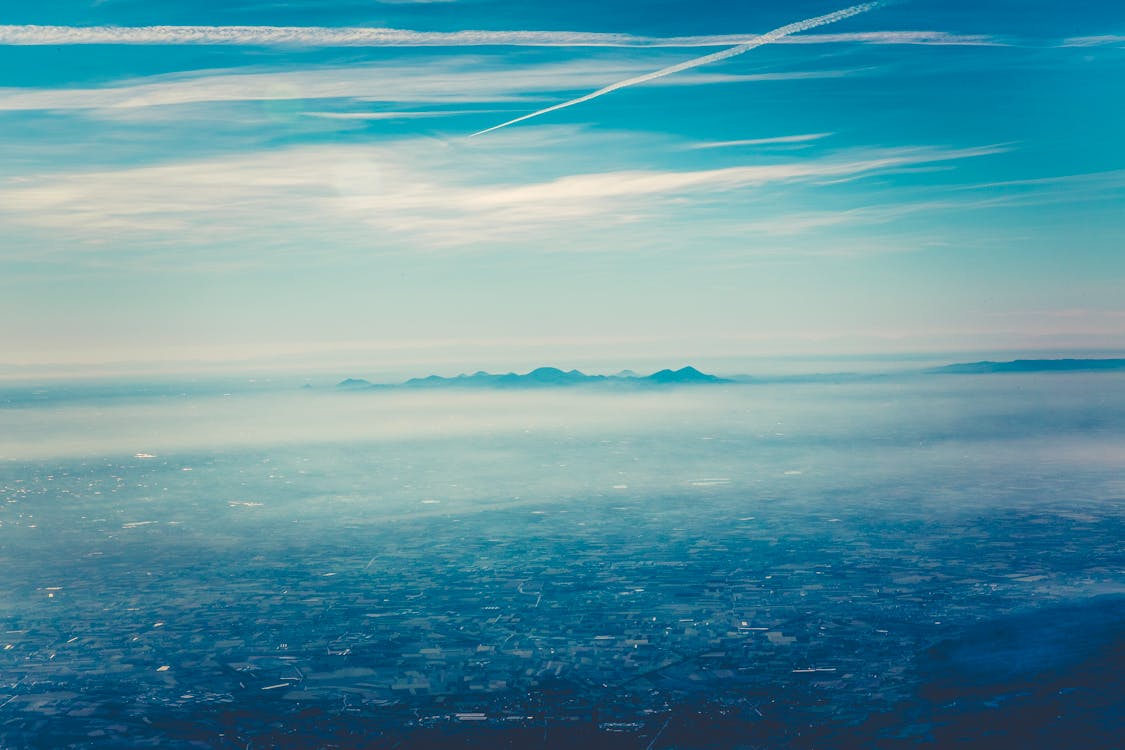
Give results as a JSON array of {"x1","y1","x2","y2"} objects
[{"x1": 470, "y1": 2, "x2": 883, "y2": 137}]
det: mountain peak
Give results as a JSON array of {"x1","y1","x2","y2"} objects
[
  {"x1": 336, "y1": 377, "x2": 373, "y2": 388},
  {"x1": 338, "y1": 366, "x2": 728, "y2": 390},
  {"x1": 646, "y1": 366, "x2": 727, "y2": 384}
]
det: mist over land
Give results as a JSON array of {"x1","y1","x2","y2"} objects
[
  {"x1": 2, "y1": 0, "x2": 1123, "y2": 742},
  {"x1": 2, "y1": 360, "x2": 1123, "y2": 747}
]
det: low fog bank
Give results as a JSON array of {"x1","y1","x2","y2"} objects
[
  {"x1": 1, "y1": 372, "x2": 1121, "y2": 748},
  {"x1": 1, "y1": 374, "x2": 1123, "y2": 540},
  {"x1": 4, "y1": 373, "x2": 1125, "y2": 462}
]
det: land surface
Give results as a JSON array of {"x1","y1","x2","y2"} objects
[{"x1": 2, "y1": 370, "x2": 1123, "y2": 748}]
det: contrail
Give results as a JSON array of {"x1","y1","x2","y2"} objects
[{"x1": 470, "y1": 2, "x2": 883, "y2": 137}]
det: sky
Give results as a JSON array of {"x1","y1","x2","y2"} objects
[{"x1": 1, "y1": 0, "x2": 1123, "y2": 377}]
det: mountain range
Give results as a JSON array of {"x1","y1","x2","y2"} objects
[
  {"x1": 336, "y1": 358, "x2": 1125, "y2": 391},
  {"x1": 338, "y1": 366, "x2": 729, "y2": 390},
  {"x1": 927, "y1": 358, "x2": 1125, "y2": 374}
]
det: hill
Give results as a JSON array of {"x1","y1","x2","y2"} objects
[
  {"x1": 337, "y1": 366, "x2": 729, "y2": 390},
  {"x1": 928, "y1": 358, "x2": 1125, "y2": 374}
]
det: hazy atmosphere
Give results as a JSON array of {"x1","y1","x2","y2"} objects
[
  {"x1": 2, "y1": 0, "x2": 1124, "y2": 375},
  {"x1": 3, "y1": 371, "x2": 1124, "y2": 747},
  {"x1": 2, "y1": 0, "x2": 1123, "y2": 748}
]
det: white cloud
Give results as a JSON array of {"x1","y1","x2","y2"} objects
[
  {"x1": 0, "y1": 139, "x2": 1004, "y2": 262},
  {"x1": 930, "y1": 170, "x2": 1125, "y2": 213},
  {"x1": 302, "y1": 109, "x2": 504, "y2": 120},
  {"x1": 954, "y1": 169, "x2": 1125, "y2": 192},
  {"x1": 0, "y1": 60, "x2": 562, "y2": 111},
  {"x1": 0, "y1": 25, "x2": 668, "y2": 47},
  {"x1": 0, "y1": 24, "x2": 1000, "y2": 48},
  {"x1": 0, "y1": 58, "x2": 866, "y2": 114},
  {"x1": 782, "y1": 31, "x2": 1001, "y2": 46},
  {"x1": 645, "y1": 68, "x2": 867, "y2": 86},
  {"x1": 688, "y1": 133, "x2": 834, "y2": 149},
  {"x1": 736, "y1": 200, "x2": 984, "y2": 236},
  {"x1": 1059, "y1": 35, "x2": 1125, "y2": 47}
]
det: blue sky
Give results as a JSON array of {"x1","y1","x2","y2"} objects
[{"x1": 1, "y1": 0, "x2": 1123, "y2": 375}]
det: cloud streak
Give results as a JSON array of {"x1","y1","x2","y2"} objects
[
  {"x1": 0, "y1": 139, "x2": 1003, "y2": 263},
  {"x1": 0, "y1": 60, "x2": 862, "y2": 114},
  {"x1": 1060, "y1": 35, "x2": 1125, "y2": 47},
  {"x1": 0, "y1": 23, "x2": 992, "y2": 48},
  {"x1": 302, "y1": 109, "x2": 504, "y2": 120},
  {"x1": 469, "y1": 2, "x2": 884, "y2": 136},
  {"x1": 688, "y1": 133, "x2": 834, "y2": 149},
  {"x1": 0, "y1": 59, "x2": 650, "y2": 112},
  {"x1": 0, "y1": 25, "x2": 681, "y2": 47}
]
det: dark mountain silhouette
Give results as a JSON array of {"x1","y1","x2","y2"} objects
[
  {"x1": 337, "y1": 366, "x2": 729, "y2": 390},
  {"x1": 647, "y1": 366, "x2": 726, "y2": 384},
  {"x1": 336, "y1": 377, "x2": 374, "y2": 388},
  {"x1": 336, "y1": 358, "x2": 1125, "y2": 391},
  {"x1": 928, "y1": 358, "x2": 1125, "y2": 374}
]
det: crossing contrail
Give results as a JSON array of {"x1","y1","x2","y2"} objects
[{"x1": 470, "y1": 2, "x2": 883, "y2": 137}]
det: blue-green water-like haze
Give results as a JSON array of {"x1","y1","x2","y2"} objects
[{"x1": 1, "y1": 373, "x2": 1123, "y2": 747}]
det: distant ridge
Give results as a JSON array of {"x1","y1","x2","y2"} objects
[
  {"x1": 334, "y1": 358, "x2": 1125, "y2": 391},
  {"x1": 646, "y1": 366, "x2": 726, "y2": 384},
  {"x1": 336, "y1": 377, "x2": 374, "y2": 388},
  {"x1": 337, "y1": 366, "x2": 730, "y2": 390},
  {"x1": 928, "y1": 358, "x2": 1125, "y2": 374}
]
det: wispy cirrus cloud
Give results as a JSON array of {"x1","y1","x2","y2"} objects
[
  {"x1": 0, "y1": 59, "x2": 638, "y2": 111},
  {"x1": 951, "y1": 169, "x2": 1125, "y2": 203},
  {"x1": 0, "y1": 138, "x2": 1005, "y2": 263},
  {"x1": 1059, "y1": 35, "x2": 1125, "y2": 47},
  {"x1": 0, "y1": 25, "x2": 682, "y2": 47},
  {"x1": 302, "y1": 109, "x2": 506, "y2": 120},
  {"x1": 736, "y1": 198, "x2": 1002, "y2": 236},
  {"x1": 731, "y1": 170, "x2": 1125, "y2": 239},
  {"x1": 451, "y1": 146, "x2": 1004, "y2": 206},
  {"x1": 954, "y1": 169, "x2": 1125, "y2": 189},
  {"x1": 780, "y1": 30, "x2": 1001, "y2": 46},
  {"x1": 688, "y1": 133, "x2": 834, "y2": 149},
  {"x1": 0, "y1": 59, "x2": 863, "y2": 113},
  {"x1": 0, "y1": 24, "x2": 1000, "y2": 48}
]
